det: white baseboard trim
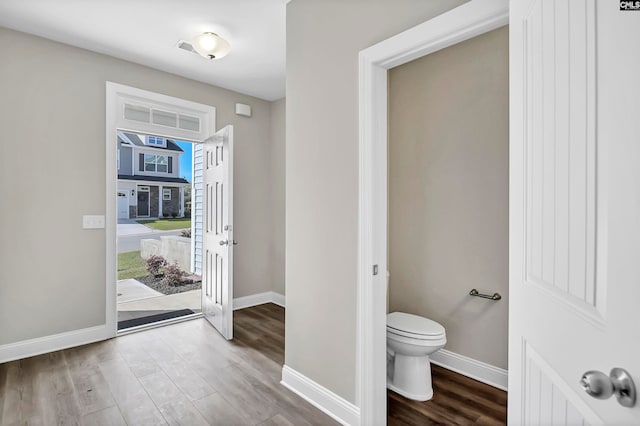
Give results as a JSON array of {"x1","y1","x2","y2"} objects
[
  {"x1": 281, "y1": 365, "x2": 360, "y2": 426},
  {"x1": 271, "y1": 292, "x2": 286, "y2": 308},
  {"x1": 430, "y1": 349, "x2": 508, "y2": 391},
  {"x1": 0, "y1": 325, "x2": 110, "y2": 364},
  {"x1": 233, "y1": 291, "x2": 286, "y2": 310}
]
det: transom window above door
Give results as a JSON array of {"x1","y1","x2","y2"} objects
[{"x1": 144, "y1": 154, "x2": 168, "y2": 172}]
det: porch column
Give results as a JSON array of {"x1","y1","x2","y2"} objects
[
  {"x1": 180, "y1": 186, "x2": 185, "y2": 217},
  {"x1": 159, "y1": 184, "x2": 163, "y2": 218}
]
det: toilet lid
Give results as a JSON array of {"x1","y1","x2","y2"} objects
[{"x1": 387, "y1": 312, "x2": 445, "y2": 337}]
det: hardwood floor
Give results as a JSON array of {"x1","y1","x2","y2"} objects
[
  {"x1": 388, "y1": 364, "x2": 508, "y2": 425},
  {"x1": 0, "y1": 303, "x2": 507, "y2": 425},
  {"x1": 0, "y1": 304, "x2": 337, "y2": 425}
]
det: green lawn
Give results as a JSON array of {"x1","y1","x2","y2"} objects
[
  {"x1": 118, "y1": 251, "x2": 147, "y2": 280},
  {"x1": 137, "y1": 218, "x2": 191, "y2": 231}
]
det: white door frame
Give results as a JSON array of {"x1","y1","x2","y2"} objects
[
  {"x1": 356, "y1": 0, "x2": 508, "y2": 423},
  {"x1": 106, "y1": 82, "x2": 216, "y2": 337}
]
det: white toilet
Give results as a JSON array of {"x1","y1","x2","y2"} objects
[{"x1": 386, "y1": 311, "x2": 446, "y2": 401}]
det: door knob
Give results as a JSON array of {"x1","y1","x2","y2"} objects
[
  {"x1": 233, "y1": 240, "x2": 238, "y2": 245},
  {"x1": 219, "y1": 240, "x2": 229, "y2": 246},
  {"x1": 580, "y1": 368, "x2": 636, "y2": 407},
  {"x1": 580, "y1": 371, "x2": 614, "y2": 399}
]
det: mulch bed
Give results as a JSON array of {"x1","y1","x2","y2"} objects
[{"x1": 135, "y1": 274, "x2": 202, "y2": 295}]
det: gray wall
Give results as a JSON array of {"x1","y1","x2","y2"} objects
[
  {"x1": 388, "y1": 26, "x2": 509, "y2": 369},
  {"x1": 270, "y1": 98, "x2": 286, "y2": 295},
  {"x1": 286, "y1": 0, "x2": 467, "y2": 404},
  {"x1": 0, "y1": 27, "x2": 283, "y2": 345}
]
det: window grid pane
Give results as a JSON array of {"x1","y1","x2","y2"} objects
[{"x1": 142, "y1": 154, "x2": 168, "y2": 173}]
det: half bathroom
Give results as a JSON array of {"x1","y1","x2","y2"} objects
[{"x1": 386, "y1": 25, "x2": 509, "y2": 422}]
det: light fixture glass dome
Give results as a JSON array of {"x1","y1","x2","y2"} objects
[{"x1": 192, "y1": 32, "x2": 230, "y2": 60}]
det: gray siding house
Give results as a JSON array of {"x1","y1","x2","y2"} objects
[{"x1": 117, "y1": 132, "x2": 189, "y2": 219}]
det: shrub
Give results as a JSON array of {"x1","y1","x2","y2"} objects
[
  {"x1": 181, "y1": 229, "x2": 192, "y2": 238},
  {"x1": 162, "y1": 262, "x2": 184, "y2": 286},
  {"x1": 146, "y1": 255, "x2": 167, "y2": 277},
  {"x1": 171, "y1": 211, "x2": 178, "y2": 218}
]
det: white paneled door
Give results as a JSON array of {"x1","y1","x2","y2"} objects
[
  {"x1": 509, "y1": 1, "x2": 640, "y2": 424},
  {"x1": 202, "y1": 125, "x2": 234, "y2": 340}
]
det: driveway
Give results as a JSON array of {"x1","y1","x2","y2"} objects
[
  {"x1": 117, "y1": 219, "x2": 154, "y2": 237},
  {"x1": 117, "y1": 219, "x2": 188, "y2": 253}
]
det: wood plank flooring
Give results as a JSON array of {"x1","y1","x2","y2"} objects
[
  {"x1": 0, "y1": 303, "x2": 507, "y2": 425},
  {"x1": 388, "y1": 364, "x2": 508, "y2": 425},
  {"x1": 0, "y1": 304, "x2": 336, "y2": 425}
]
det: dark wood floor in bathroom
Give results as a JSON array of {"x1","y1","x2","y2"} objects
[{"x1": 388, "y1": 364, "x2": 508, "y2": 425}]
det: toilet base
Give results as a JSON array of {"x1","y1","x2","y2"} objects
[
  {"x1": 387, "y1": 353, "x2": 434, "y2": 402},
  {"x1": 387, "y1": 381, "x2": 433, "y2": 402}
]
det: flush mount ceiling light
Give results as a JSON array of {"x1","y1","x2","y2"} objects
[{"x1": 192, "y1": 32, "x2": 230, "y2": 60}]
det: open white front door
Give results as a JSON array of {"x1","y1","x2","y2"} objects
[
  {"x1": 202, "y1": 125, "x2": 234, "y2": 340},
  {"x1": 510, "y1": 1, "x2": 640, "y2": 424}
]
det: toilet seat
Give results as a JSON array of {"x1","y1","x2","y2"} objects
[{"x1": 387, "y1": 312, "x2": 445, "y2": 340}]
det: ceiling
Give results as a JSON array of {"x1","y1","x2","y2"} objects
[{"x1": 0, "y1": 0, "x2": 287, "y2": 101}]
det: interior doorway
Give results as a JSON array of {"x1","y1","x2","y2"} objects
[{"x1": 356, "y1": 2, "x2": 509, "y2": 423}]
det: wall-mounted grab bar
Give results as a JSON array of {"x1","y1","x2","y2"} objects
[{"x1": 469, "y1": 289, "x2": 502, "y2": 301}]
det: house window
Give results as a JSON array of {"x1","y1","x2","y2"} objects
[
  {"x1": 144, "y1": 154, "x2": 168, "y2": 172},
  {"x1": 148, "y1": 136, "x2": 165, "y2": 146},
  {"x1": 163, "y1": 188, "x2": 172, "y2": 200}
]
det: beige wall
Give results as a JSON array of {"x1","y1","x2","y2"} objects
[
  {"x1": 388, "y1": 26, "x2": 509, "y2": 369},
  {"x1": 286, "y1": 0, "x2": 467, "y2": 404},
  {"x1": 270, "y1": 98, "x2": 286, "y2": 295},
  {"x1": 0, "y1": 27, "x2": 282, "y2": 345}
]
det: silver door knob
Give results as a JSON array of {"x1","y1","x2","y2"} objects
[
  {"x1": 580, "y1": 371, "x2": 614, "y2": 399},
  {"x1": 219, "y1": 240, "x2": 229, "y2": 246},
  {"x1": 233, "y1": 240, "x2": 238, "y2": 245},
  {"x1": 580, "y1": 368, "x2": 636, "y2": 408}
]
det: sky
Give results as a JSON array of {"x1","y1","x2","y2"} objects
[{"x1": 175, "y1": 141, "x2": 193, "y2": 182}]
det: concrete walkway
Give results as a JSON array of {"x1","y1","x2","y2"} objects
[
  {"x1": 116, "y1": 278, "x2": 201, "y2": 312},
  {"x1": 117, "y1": 219, "x2": 154, "y2": 237},
  {"x1": 117, "y1": 278, "x2": 163, "y2": 303},
  {"x1": 118, "y1": 289, "x2": 201, "y2": 312}
]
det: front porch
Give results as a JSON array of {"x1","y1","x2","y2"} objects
[{"x1": 117, "y1": 278, "x2": 201, "y2": 329}]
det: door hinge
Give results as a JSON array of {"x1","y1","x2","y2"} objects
[{"x1": 373, "y1": 265, "x2": 379, "y2": 276}]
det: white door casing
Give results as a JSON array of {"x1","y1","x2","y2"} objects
[
  {"x1": 357, "y1": 0, "x2": 509, "y2": 423},
  {"x1": 202, "y1": 125, "x2": 234, "y2": 340},
  {"x1": 106, "y1": 82, "x2": 216, "y2": 336},
  {"x1": 509, "y1": 1, "x2": 640, "y2": 424}
]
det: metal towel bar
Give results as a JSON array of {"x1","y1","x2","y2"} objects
[{"x1": 469, "y1": 289, "x2": 502, "y2": 301}]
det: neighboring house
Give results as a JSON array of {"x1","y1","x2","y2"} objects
[{"x1": 117, "y1": 132, "x2": 190, "y2": 219}]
